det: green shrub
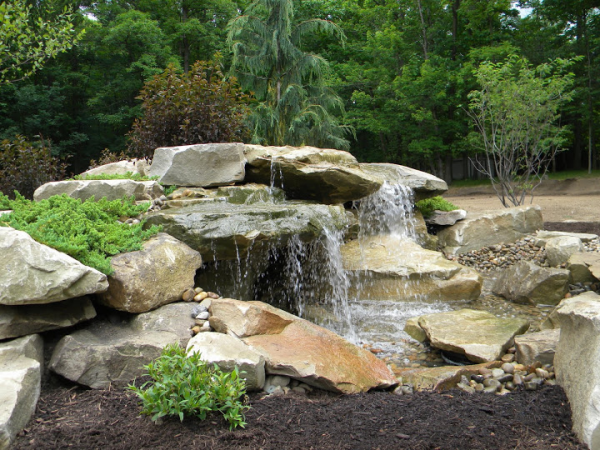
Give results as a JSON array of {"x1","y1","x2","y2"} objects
[
  {"x1": 0, "y1": 193, "x2": 160, "y2": 275},
  {"x1": 415, "y1": 196, "x2": 459, "y2": 218},
  {"x1": 127, "y1": 58, "x2": 251, "y2": 159},
  {"x1": 129, "y1": 344, "x2": 249, "y2": 430},
  {"x1": 0, "y1": 135, "x2": 68, "y2": 199}
]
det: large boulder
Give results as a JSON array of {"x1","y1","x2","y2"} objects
[
  {"x1": 540, "y1": 291, "x2": 600, "y2": 330},
  {"x1": 144, "y1": 201, "x2": 349, "y2": 261},
  {"x1": 0, "y1": 335, "x2": 43, "y2": 450},
  {"x1": 244, "y1": 145, "x2": 382, "y2": 204},
  {"x1": 341, "y1": 236, "x2": 482, "y2": 301},
  {"x1": 0, "y1": 297, "x2": 96, "y2": 340},
  {"x1": 408, "y1": 309, "x2": 529, "y2": 363},
  {"x1": 33, "y1": 179, "x2": 163, "y2": 202},
  {"x1": 97, "y1": 233, "x2": 203, "y2": 313},
  {"x1": 148, "y1": 143, "x2": 245, "y2": 187},
  {"x1": 534, "y1": 230, "x2": 598, "y2": 247},
  {"x1": 209, "y1": 298, "x2": 398, "y2": 394},
  {"x1": 492, "y1": 261, "x2": 569, "y2": 306},
  {"x1": 79, "y1": 159, "x2": 150, "y2": 178},
  {"x1": 514, "y1": 329, "x2": 560, "y2": 366},
  {"x1": 554, "y1": 295, "x2": 600, "y2": 449},
  {"x1": 186, "y1": 332, "x2": 266, "y2": 391},
  {"x1": 0, "y1": 227, "x2": 108, "y2": 306},
  {"x1": 545, "y1": 236, "x2": 584, "y2": 267},
  {"x1": 49, "y1": 302, "x2": 197, "y2": 389},
  {"x1": 359, "y1": 163, "x2": 448, "y2": 201},
  {"x1": 436, "y1": 205, "x2": 543, "y2": 256},
  {"x1": 567, "y1": 252, "x2": 600, "y2": 284}
]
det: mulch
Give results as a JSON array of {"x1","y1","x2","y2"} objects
[{"x1": 13, "y1": 381, "x2": 586, "y2": 450}]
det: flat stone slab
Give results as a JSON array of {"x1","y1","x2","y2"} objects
[
  {"x1": 149, "y1": 143, "x2": 245, "y2": 187},
  {"x1": 426, "y1": 209, "x2": 467, "y2": 226},
  {"x1": 0, "y1": 335, "x2": 43, "y2": 450},
  {"x1": 568, "y1": 252, "x2": 600, "y2": 283},
  {"x1": 341, "y1": 236, "x2": 482, "y2": 301},
  {"x1": 33, "y1": 179, "x2": 163, "y2": 202},
  {"x1": 414, "y1": 309, "x2": 530, "y2": 363},
  {"x1": 360, "y1": 163, "x2": 448, "y2": 202},
  {"x1": 534, "y1": 230, "x2": 598, "y2": 246},
  {"x1": 515, "y1": 329, "x2": 560, "y2": 366},
  {"x1": 436, "y1": 205, "x2": 543, "y2": 256},
  {"x1": 80, "y1": 159, "x2": 149, "y2": 178},
  {"x1": 0, "y1": 227, "x2": 108, "y2": 306},
  {"x1": 0, "y1": 297, "x2": 96, "y2": 340}
]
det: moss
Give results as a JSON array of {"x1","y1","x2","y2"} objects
[
  {"x1": 0, "y1": 193, "x2": 160, "y2": 275},
  {"x1": 415, "y1": 196, "x2": 459, "y2": 219}
]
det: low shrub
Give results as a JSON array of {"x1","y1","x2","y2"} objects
[
  {"x1": 0, "y1": 193, "x2": 160, "y2": 275},
  {"x1": 129, "y1": 344, "x2": 249, "y2": 430},
  {"x1": 415, "y1": 196, "x2": 459, "y2": 218},
  {"x1": 0, "y1": 135, "x2": 68, "y2": 199}
]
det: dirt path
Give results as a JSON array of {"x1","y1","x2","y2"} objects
[{"x1": 445, "y1": 178, "x2": 600, "y2": 223}]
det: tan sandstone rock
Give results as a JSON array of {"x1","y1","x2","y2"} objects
[{"x1": 209, "y1": 298, "x2": 398, "y2": 394}]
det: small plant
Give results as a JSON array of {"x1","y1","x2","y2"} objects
[
  {"x1": 128, "y1": 344, "x2": 249, "y2": 430},
  {"x1": 162, "y1": 185, "x2": 178, "y2": 197},
  {"x1": 89, "y1": 148, "x2": 133, "y2": 168},
  {"x1": 415, "y1": 196, "x2": 459, "y2": 219},
  {"x1": 71, "y1": 172, "x2": 158, "y2": 181},
  {"x1": 0, "y1": 135, "x2": 68, "y2": 199},
  {"x1": 0, "y1": 193, "x2": 160, "y2": 275}
]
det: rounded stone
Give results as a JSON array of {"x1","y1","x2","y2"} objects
[{"x1": 501, "y1": 363, "x2": 515, "y2": 374}]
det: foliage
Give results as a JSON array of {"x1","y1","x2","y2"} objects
[
  {"x1": 72, "y1": 172, "x2": 158, "y2": 181},
  {"x1": 468, "y1": 55, "x2": 576, "y2": 206},
  {"x1": 89, "y1": 149, "x2": 133, "y2": 169},
  {"x1": 415, "y1": 196, "x2": 459, "y2": 219},
  {"x1": 0, "y1": 194, "x2": 159, "y2": 275},
  {"x1": 0, "y1": 135, "x2": 68, "y2": 200},
  {"x1": 0, "y1": 0, "x2": 84, "y2": 84},
  {"x1": 162, "y1": 185, "x2": 178, "y2": 197},
  {"x1": 128, "y1": 343, "x2": 249, "y2": 430},
  {"x1": 127, "y1": 59, "x2": 251, "y2": 159},
  {"x1": 227, "y1": 0, "x2": 352, "y2": 149}
]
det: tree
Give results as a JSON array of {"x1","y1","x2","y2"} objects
[
  {"x1": 127, "y1": 59, "x2": 251, "y2": 159},
  {"x1": 468, "y1": 55, "x2": 575, "y2": 207},
  {"x1": 0, "y1": 0, "x2": 83, "y2": 84},
  {"x1": 227, "y1": 0, "x2": 352, "y2": 149}
]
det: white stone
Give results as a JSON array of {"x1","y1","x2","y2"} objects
[
  {"x1": 149, "y1": 143, "x2": 245, "y2": 187},
  {"x1": 186, "y1": 332, "x2": 266, "y2": 390},
  {"x1": 545, "y1": 236, "x2": 584, "y2": 267},
  {"x1": 0, "y1": 227, "x2": 108, "y2": 306},
  {"x1": 0, "y1": 335, "x2": 43, "y2": 450},
  {"x1": 80, "y1": 159, "x2": 150, "y2": 178},
  {"x1": 33, "y1": 179, "x2": 163, "y2": 202},
  {"x1": 555, "y1": 296, "x2": 600, "y2": 449}
]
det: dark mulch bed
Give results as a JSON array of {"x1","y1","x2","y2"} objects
[
  {"x1": 14, "y1": 382, "x2": 585, "y2": 450},
  {"x1": 544, "y1": 221, "x2": 600, "y2": 235}
]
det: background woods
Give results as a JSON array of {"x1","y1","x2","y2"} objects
[{"x1": 0, "y1": 0, "x2": 599, "y2": 180}]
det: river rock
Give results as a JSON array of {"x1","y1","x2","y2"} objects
[
  {"x1": 49, "y1": 302, "x2": 197, "y2": 389},
  {"x1": 413, "y1": 309, "x2": 529, "y2": 363},
  {"x1": 436, "y1": 205, "x2": 543, "y2": 256},
  {"x1": 244, "y1": 145, "x2": 382, "y2": 204},
  {"x1": 0, "y1": 297, "x2": 96, "y2": 340},
  {"x1": 492, "y1": 261, "x2": 569, "y2": 306},
  {"x1": 425, "y1": 209, "x2": 467, "y2": 226},
  {"x1": 0, "y1": 335, "x2": 43, "y2": 450},
  {"x1": 149, "y1": 143, "x2": 245, "y2": 187},
  {"x1": 80, "y1": 159, "x2": 150, "y2": 178},
  {"x1": 97, "y1": 233, "x2": 202, "y2": 313},
  {"x1": 144, "y1": 201, "x2": 349, "y2": 261},
  {"x1": 554, "y1": 295, "x2": 600, "y2": 449},
  {"x1": 33, "y1": 179, "x2": 163, "y2": 202},
  {"x1": 545, "y1": 236, "x2": 584, "y2": 267},
  {"x1": 208, "y1": 298, "x2": 397, "y2": 394},
  {"x1": 567, "y1": 252, "x2": 600, "y2": 284},
  {"x1": 341, "y1": 236, "x2": 482, "y2": 301},
  {"x1": 397, "y1": 361, "x2": 501, "y2": 391},
  {"x1": 514, "y1": 329, "x2": 560, "y2": 366},
  {"x1": 186, "y1": 332, "x2": 265, "y2": 390},
  {"x1": 0, "y1": 227, "x2": 108, "y2": 306},
  {"x1": 359, "y1": 163, "x2": 448, "y2": 201}
]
